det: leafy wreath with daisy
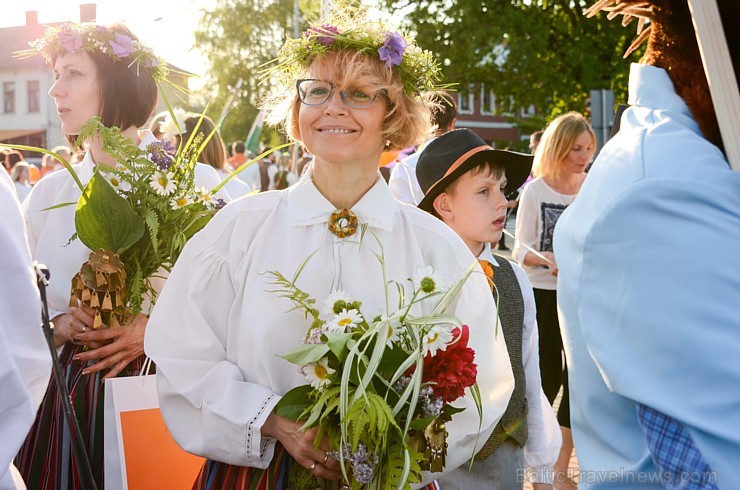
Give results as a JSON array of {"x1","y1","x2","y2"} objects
[
  {"x1": 263, "y1": 5, "x2": 447, "y2": 96},
  {"x1": 16, "y1": 22, "x2": 170, "y2": 86}
]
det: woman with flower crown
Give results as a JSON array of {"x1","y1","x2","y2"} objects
[
  {"x1": 14, "y1": 22, "x2": 228, "y2": 489},
  {"x1": 145, "y1": 10, "x2": 515, "y2": 490}
]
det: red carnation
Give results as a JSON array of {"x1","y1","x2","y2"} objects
[{"x1": 422, "y1": 325, "x2": 477, "y2": 403}]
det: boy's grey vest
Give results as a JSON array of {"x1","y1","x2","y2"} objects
[{"x1": 475, "y1": 255, "x2": 528, "y2": 460}]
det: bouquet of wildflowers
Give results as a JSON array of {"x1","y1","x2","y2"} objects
[
  {"x1": 3, "y1": 116, "x2": 281, "y2": 329},
  {"x1": 63, "y1": 116, "x2": 226, "y2": 322},
  {"x1": 268, "y1": 234, "x2": 482, "y2": 489}
]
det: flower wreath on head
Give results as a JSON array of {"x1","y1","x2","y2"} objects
[
  {"x1": 264, "y1": 8, "x2": 447, "y2": 96},
  {"x1": 16, "y1": 22, "x2": 169, "y2": 85}
]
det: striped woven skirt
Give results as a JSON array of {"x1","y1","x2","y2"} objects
[
  {"x1": 14, "y1": 343, "x2": 150, "y2": 490},
  {"x1": 192, "y1": 445, "x2": 440, "y2": 490}
]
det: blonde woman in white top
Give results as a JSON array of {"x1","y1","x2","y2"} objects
[
  {"x1": 146, "y1": 14, "x2": 515, "y2": 489},
  {"x1": 513, "y1": 111, "x2": 595, "y2": 490}
]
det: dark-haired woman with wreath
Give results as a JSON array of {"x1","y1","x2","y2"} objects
[{"x1": 15, "y1": 22, "x2": 227, "y2": 489}]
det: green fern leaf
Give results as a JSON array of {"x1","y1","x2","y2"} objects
[{"x1": 140, "y1": 207, "x2": 159, "y2": 254}]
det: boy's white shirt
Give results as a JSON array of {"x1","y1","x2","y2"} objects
[{"x1": 478, "y1": 242, "x2": 561, "y2": 483}]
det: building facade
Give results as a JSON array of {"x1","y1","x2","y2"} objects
[
  {"x1": 455, "y1": 83, "x2": 538, "y2": 151},
  {"x1": 0, "y1": 10, "x2": 61, "y2": 153},
  {"x1": 0, "y1": 5, "x2": 191, "y2": 157}
]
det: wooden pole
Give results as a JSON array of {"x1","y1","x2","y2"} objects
[{"x1": 687, "y1": 0, "x2": 740, "y2": 171}]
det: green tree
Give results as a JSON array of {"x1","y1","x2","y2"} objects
[
  {"x1": 194, "y1": 0, "x2": 321, "y2": 146},
  {"x1": 384, "y1": 0, "x2": 643, "y2": 131}
]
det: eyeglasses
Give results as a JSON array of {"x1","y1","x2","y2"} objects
[{"x1": 296, "y1": 79, "x2": 384, "y2": 108}]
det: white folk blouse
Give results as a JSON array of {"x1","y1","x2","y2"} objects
[{"x1": 144, "y1": 171, "x2": 515, "y2": 481}]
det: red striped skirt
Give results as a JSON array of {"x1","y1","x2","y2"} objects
[
  {"x1": 14, "y1": 343, "x2": 150, "y2": 490},
  {"x1": 191, "y1": 444, "x2": 440, "y2": 490}
]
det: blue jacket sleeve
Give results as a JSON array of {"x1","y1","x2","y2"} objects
[{"x1": 576, "y1": 173, "x2": 740, "y2": 483}]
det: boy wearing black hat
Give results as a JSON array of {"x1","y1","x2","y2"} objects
[{"x1": 417, "y1": 129, "x2": 560, "y2": 490}]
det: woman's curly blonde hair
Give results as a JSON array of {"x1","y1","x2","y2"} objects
[{"x1": 264, "y1": 50, "x2": 434, "y2": 151}]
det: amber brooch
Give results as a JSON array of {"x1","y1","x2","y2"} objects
[{"x1": 328, "y1": 209, "x2": 358, "y2": 238}]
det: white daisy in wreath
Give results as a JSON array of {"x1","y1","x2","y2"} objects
[{"x1": 301, "y1": 357, "x2": 335, "y2": 390}]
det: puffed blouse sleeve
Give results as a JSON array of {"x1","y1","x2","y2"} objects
[{"x1": 144, "y1": 234, "x2": 280, "y2": 468}]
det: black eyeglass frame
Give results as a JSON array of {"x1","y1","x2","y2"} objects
[{"x1": 295, "y1": 79, "x2": 387, "y2": 108}]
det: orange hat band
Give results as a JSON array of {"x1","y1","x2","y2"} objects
[{"x1": 425, "y1": 144, "x2": 491, "y2": 197}]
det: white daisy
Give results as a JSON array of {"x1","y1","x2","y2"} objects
[
  {"x1": 160, "y1": 108, "x2": 188, "y2": 138},
  {"x1": 150, "y1": 170, "x2": 176, "y2": 196},
  {"x1": 196, "y1": 186, "x2": 215, "y2": 205},
  {"x1": 104, "y1": 173, "x2": 131, "y2": 193},
  {"x1": 322, "y1": 290, "x2": 353, "y2": 318},
  {"x1": 421, "y1": 324, "x2": 454, "y2": 357},
  {"x1": 301, "y1": 357, "x2": 335, "y2": 390},
  {"x1": 327, "y1": 308, "x2": 363, "y2": 333},
  {"x1": 412, "y1": 266, "x2": 444, "y2": 294},
  {"x1": 170, "y1": 195, "x2": 192, "y2": 210},
  {"x1": 384, "y1": 314, "x2": 403, "y2": 346}
]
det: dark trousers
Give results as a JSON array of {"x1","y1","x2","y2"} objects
[{"x1": 533, "y1": 287, "x2": 570, "y2": 427}]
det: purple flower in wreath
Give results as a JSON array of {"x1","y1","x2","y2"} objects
[
  {"x1": 147, "y1": 140, "x2": 176, "y2": 170},
  {"x1": 58, "y1": 27, "x2": 83, "y2": 53},
  {"x1": 378, "y1": 31, "x2": 407, "y2": 69},
  {"x1": 109, "y1": 33, "x2": 135, "y2": 58},
  {"x1": 305, "y1": 24, "x2": 340, "y2": 46}
]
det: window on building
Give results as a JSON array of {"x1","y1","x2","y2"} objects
[
  {"x1": 480, "y1": 85, "x2": 496, "y2": 115},
  {"x1": 521, "y1": 104, "x2": 536, "y2": 118},
  {"x1": 27, "y1": 80, "x2": 40, "y2": 113},
  {"x1": 458, "y1": 85, "x2": 475, "y2": 115},
  {"x1": 4, "y1": 82, "x2": 15, "y2": 114}
]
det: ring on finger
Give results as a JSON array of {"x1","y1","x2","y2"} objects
[
  {"x1": 81, "y1": 326, "x2": 87, "y2": 333},
  {"x1": 322, "y1": 452, "x2": 330, "y2": 464},
  {"x1": 308, "y1": 462, "x2": 317, "y2": 471}
]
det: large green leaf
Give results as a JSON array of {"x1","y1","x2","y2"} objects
[
  {"x1": 274, "y1": 385, "x2": 313, "y2": 421},
  {"x1": 75, "y1": 171, "x2": 145, "y2": 254},
  {"x1": 324, "y1": 331, "x2": 355, "y2": 361},
  {"x1": 279, "y1": 343, "x2": 330, "y2": 366}
]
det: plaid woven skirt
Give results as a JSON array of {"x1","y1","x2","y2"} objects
[{"x1": 14, "y1": 343, "x2": 150, "y2": 490}]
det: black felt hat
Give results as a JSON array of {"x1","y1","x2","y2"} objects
[{"x1": 416, "y1": 129, "x2": 534, "y2": 212}]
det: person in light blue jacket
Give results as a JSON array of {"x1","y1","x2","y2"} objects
[{"x1": 554, "y1": 0, "x2": 740, "y2": 488}]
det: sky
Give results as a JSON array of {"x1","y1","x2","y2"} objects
[
  {"x1": 3, "y1": 0, "x2": 395, "y2": 92},
  {"x1": 1, "y1": 0, "x2": 217, "y2": 88}
]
